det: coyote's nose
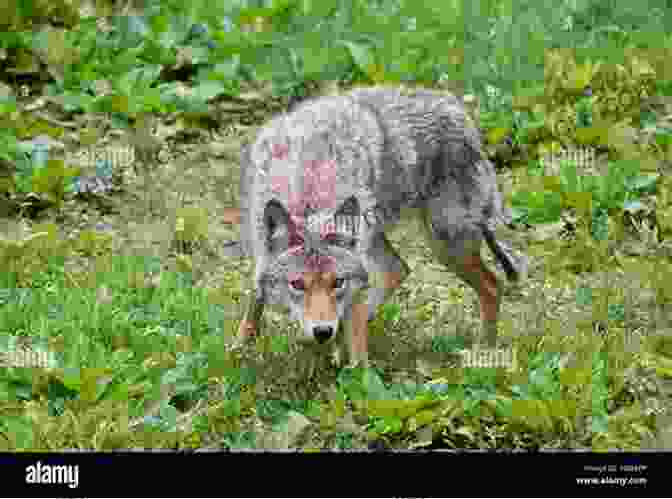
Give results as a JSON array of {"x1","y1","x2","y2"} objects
[{"x1": 313, "y1": 325, "x2": 334, "y2": 344}]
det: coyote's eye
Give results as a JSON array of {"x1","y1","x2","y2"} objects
[
  {"x1": 289, "y1": 278, "x2": 305, "y2": 291},
  {"x1": 334, "y1": 278, "x2": 345, "y2": 289}
]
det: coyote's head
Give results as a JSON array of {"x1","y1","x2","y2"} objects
[{"x1": 256, "y1": 196, "x2": 369, "y2": 344}]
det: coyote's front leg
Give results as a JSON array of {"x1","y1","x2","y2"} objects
[
  {"x1": 235, "y1": 292, "x2": 265, "y2": 346},
  {"x1": 337, "y1": 300, "x2": 370, "y2": 368}
]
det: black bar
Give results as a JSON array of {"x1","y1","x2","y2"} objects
[{"x1": 1, "y1": 451, "x2": 664, "y2": 497}]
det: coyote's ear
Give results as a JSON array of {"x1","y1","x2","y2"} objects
[{"x1": 263, "y1": 199, "x2": 292, "y2": 251}]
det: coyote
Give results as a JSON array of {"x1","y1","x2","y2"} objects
[{"x1": 223, "y1": 86, "x2": 527, "y2": 367}]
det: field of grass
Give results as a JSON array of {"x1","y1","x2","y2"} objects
[{"x1": 1, "y1": 0, "x2": 672, "y2": 452}]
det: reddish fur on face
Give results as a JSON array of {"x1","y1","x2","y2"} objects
[{"x1": 298, "y1": 271, "x2": 339, "y2": 322}]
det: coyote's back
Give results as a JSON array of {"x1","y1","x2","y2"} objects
[{"x1": 239, "y1": 86, "x2": 512, "y2": 256}]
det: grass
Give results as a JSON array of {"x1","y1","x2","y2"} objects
[{"x1": 1, "y1": 201, "x2": 669, "y2": 451}]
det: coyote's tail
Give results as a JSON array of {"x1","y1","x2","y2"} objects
[{"x1": 480, "y1": 224, "x2": 528, "y2": 283}]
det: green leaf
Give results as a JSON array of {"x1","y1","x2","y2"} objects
[
  {"x1": 191, "y1": 81, "x2": 229, "y2": 101},
  {"x1": 118, "y1": 65, "x2": 162, "y2": 94},
  {"x1": 302, "y1": 0, "x2": 338, "y2": 17},
  {"x1": 591, "y1": 207, "x2": 610, "y2": 241},
  {"x1": 362, "y1": 368, "x2": 389, "y2": 400},
  {"x1": 270, "y1": 334, "x2": 290, "y2": 354},
  {"x1": 510, "y1": 190, "x2": 562, "y2": 224},
  {"x1": 337, "y1": 366, "x2": 388, "y2": 402},
  {"x1": 564, "y1": 192, "x2": 593, "y2": 217},
  {"x1": 79, "y1": 367, "x2": 114, "y2": 403},
  {"x1": 31, "y1": 159, "x2": 78, "y2": 202},
  {"x1": 380, "y1": 416, "x2": 403, "y2": 434},
  {"x1": 58, "y1": 92, "x2": 94, "y2": 113},
  {"x1": 337, "y1": 40, "x2": 375, "y2": 75},
  {"x1": 187, "y1": 47, "x2": 212, "y2": 65},
  {"x1": 4, "y1": 415, "x2": 35, "y2": 450},
  {"x1": 560, "y1": 160, "x2": 580, "y2": 193},
  {"x1": 613, "y1": 158, "x2": 640, "y2": 179},
  {"x1": 211, "y1": 29, "x2": 249, "y2": 54},
  {"x1": 61, "y1": 367, "x2": 82, "y2": 391},
  {"x1": 576, "y1": 285, "x2": 593, "y2": 306},
  {"x1": 295, "y1": 40, "x2": 335, "y2": 77},
  {"x1": 591, "y1": 164, "x2": 627, "y2": 209},
  {"x1": 654, "y1": 130, "x2": 672, "y2": 148},
  {"x1": 625, "y1": 174, "x2": 658, "y2": 195},
  {"x1": 381, "y1": 303, "x2": 401, "y2": 322}
]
